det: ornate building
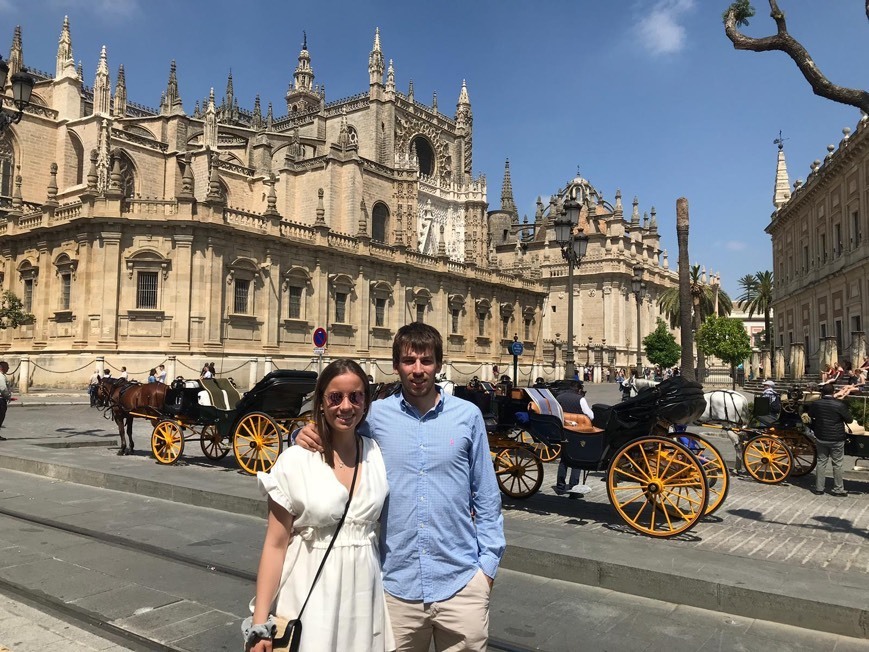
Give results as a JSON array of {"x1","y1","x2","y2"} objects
[
  {"x1": 0, "y1": 20, "x2": 545, "y2": 388},
  {"x1": 0, "y1": 19, "x2": 710, "y2": 390},
  {"x1": 766, "y1": 122, "x2": 869, "y2": 377}
]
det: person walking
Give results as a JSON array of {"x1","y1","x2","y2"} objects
[
  {"x1": 804, "y1": 383, "x2": 851, "y2": 496},
  {"x1": 245, "y1": 359, "x2": 393, "y2": 651},
  {"x1": 88, "y1": 368, "x2": 101, "y2": 407},
  {"x1": 296, "y1": 323, "x2": 504, "y2": 651},
  {"x1": 554, "y1": 381, "x2": 594, "y2": 493},
  {"x1": 0, "y1": 361, "x2": 10, "y2": 438}
]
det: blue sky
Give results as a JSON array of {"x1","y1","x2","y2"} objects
[{"x1": 3, "y1": 1, "x2": 867, "y2": 297}]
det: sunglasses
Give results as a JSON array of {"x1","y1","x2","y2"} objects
[{"x1": 325, "y1": 390, "x2": 366, "y2": 408}]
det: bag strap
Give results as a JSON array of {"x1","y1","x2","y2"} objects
[{"x1": 296, "y1": 434, "x2": 362, "y2": 620}]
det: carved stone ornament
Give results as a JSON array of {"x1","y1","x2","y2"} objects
[{"x1": 588, "y1": 289, "x2": 596, "y2": 297}]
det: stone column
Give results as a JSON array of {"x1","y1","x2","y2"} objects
[
  {"x1": 18, "y1": 355, "x2": 30, "y2": 394},
  {"x1": 749, "y1": 351, "x2": 759, "y2": 379},
  {"x1": 823, "y1": 336, "x2": 838, "y2": 368},
  {"x1": 95, "y1": 355, "x2": 105, "y2": 375},
  {"x1": 264, "y1": 356, "x2": 274, "y2": 375},
  {"x1": 167, "y1": 355, "x2": 177, "y2": 383},
  {"x1": 774, "y1": 346, "x2": 786, "y2": 379},
  {"x1": 170, "y1": 234, "x2": 194, "y2": 348},
  {"x1": 356, "y1": 267, "x2": 370, "y2": 354},
  {"x1": 248, "y1": 357, "x2": 258, "y2": 390},
  {"x1": 204, "y1": 238, "x2": 223, "y2": 346},
  {"x1": 851, "y1": 331, "x2": 866, "y2": 367},
  {"x1": 789, "y1": 342, "x2": 805, "y2": 380},
  {"x1": 97, "y1": 231, "x2": 122, "y2": 346}
]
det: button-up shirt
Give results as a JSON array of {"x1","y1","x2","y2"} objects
[{"x1": 361, "y1": 387, "x2": 505, "y2": 602}]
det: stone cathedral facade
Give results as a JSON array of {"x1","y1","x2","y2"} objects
[{"x1": 0, "y1": 19, "x2": 681, "y2": 388}]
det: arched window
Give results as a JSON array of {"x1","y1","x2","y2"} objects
[
  {"x1": 283, "y1": 266, "x2": 312, "y2": 321},
  {"x1": 67, "y1": 132, "x2": 84, "y2": 186},
  {"x1": 372, "y1": 202, "x2": 389, "y2": 243},
  {"x1": 112, "y1": 149, "x2": 136, "y2": 202},
  {"x1": 0, "y1": 135, "x2": 14, "y2": 198},
  {"x1": 411, "y1": 135, "x2": 435, "y2": 176},
  {"x1": 125, "y1": 250, "x2": 170, "y2": 311},
  {"x1": 226, "y1": 258, "x2": 259, "y2": 316}
]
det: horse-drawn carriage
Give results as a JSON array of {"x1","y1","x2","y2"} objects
[
  {"x1": 101, "y1": 370, "x2": 316, "y2": 475},
  {"x1": 456, "y1": 377, "x2": 726, "y2": 538}
]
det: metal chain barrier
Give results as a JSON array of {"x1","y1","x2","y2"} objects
[
  {"x1": 29, "y1": 359, "x2": 98, "y2": 374},
  {"x1": 104, "y1": 359, "x2": 168, "y2": 376},
  {"x1": 218, "y1": 360, "x2": 249, "y2": 374}
]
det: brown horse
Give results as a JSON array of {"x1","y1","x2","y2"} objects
[{"x1": 98, "y1": 378, "x2": 168, "y2": 455}]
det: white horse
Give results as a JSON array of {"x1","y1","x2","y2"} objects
[{"x1": 700, "y1": 389, "x2": 751, "y2": 426}]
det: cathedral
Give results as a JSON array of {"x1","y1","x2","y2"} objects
[{"x1": 0, "y1": 19, "x2": 678, "y2": 389}]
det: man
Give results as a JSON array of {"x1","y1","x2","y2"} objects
[
  {"x1": 759, "y1": 379, "x2": 781, "y2": 424},
  {"x1": 805, "y1": 383, "x2": 851, "y2": 496},
  {"x1": 554, "y1": 381, "x2": 594, "y2": 493},
  {"x1": 297, "y1": 323, "x2": 504, "y2": 651},
  {"x1": 119, "y1": 366, "x2": 129, "y2": 381},
  {"x1": 0, "y1": 361, "x2": 10, "y2": 438},
  {"x1": 88, "y1": 368, "x2": 101, "y2": 407},
  {"x1": 156, "y1": 364, "x2": 167, "y2": 384}
]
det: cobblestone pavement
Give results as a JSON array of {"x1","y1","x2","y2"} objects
[{"x1": 503, "y1": 450, "x2": 869, "y2": 575}]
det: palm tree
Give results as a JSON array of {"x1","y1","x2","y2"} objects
[
  {"x1": 658, "y1": 265, "x2": 733, "y2": 381},
  {"x1": 737, "y1": 274, "x2": 757, "y2": 301},
  {"x1": 738, "y1": 270, "x2": 774, "y2": 379},
  {"x1": 676, "y1": 198, "x2": 694, "y2": 380}
]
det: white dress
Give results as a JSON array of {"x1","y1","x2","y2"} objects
[{"x1": 256, "y1": 438, "x2": 394, "y2": 652}]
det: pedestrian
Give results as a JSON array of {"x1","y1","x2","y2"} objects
[
  {"x1": 804, "y1": 383, "x2": 851, "y2": 496},
  {"x1": 244, "y1": 358, "x2": 393, "y2": 651},
  {"x1": 147, "y1": 368, "x2": 157, "y2": 383},
  {"x1": 555, "y1": 381, "x2": 594, "y2": 493},
  {"x1": 295, "y1": 323, "x2": 504, "y2": 651},
  {"x1": 88, "y1": 368, "x2": 100, "y2": 407},
  {"x1": 201, "y1": 364, "x2": 213, "y2": 379},
  {"x1": 102, "y1": 368, "x2": 111, "y2": 380},
  {"x1": 119, "y1": 366, "x2": 129, "y2": 380},
  {"x1": 0, "y1": 361, "x2": 10, "y2": 438},
  {"x1": 156, "y1": 364, "x2": 167, "y2": 384},
  {"x1": 491, "y1": 364, "x2": 499, "y2": 383},
  {"x1": 208, "y1": 362, "x2": 216, "y2": 377},
  {"x1": 604, "y1": 367, "x2": 611, "y2": 383}
]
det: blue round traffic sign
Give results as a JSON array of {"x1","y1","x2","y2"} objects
[
  {"x1": 510, "y1": 341, "x2": 524, "y2": 357},
  {"x1": 313, "y1": 327, "x2": 328, "y2": 348}
]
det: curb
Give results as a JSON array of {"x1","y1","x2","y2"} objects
[{"x1": 0, "y1": 453, "x2": 866, "y2": 640}]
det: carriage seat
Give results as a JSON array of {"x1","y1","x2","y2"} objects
[
  {"x1": 562, "y1": 412, "x2": 604, "y2": 434},
  {"x1": 198, "y1": 378, "x2": 240, "y2": 411}
]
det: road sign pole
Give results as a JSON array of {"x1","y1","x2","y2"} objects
[{"x1": 513, "y1": 353, "x2": 518, "y2": 386}]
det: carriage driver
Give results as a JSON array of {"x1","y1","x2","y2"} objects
[
  {"x1": 296, "y1": 323, "x2": 504, "y2": 651},
  {"x1": 555, "y1": 382, "x2": 594, "y2": 494}
]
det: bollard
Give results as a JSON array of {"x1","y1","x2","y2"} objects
[
  {"x1": 19, "y1": 355, "x2": 30, "y2": 394},
  {"x1": 248, "y1": 357, "x2": 258, "y2": 390},
  {"x1": 264, "y1": 357, "x2": 274, "y2": 375},
  {"x1": 167, "y1": 355, "x2": 176, "y2": 383}
]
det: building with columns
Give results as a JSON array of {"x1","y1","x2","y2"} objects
[
  {"x1": 0, "y1": 19, "x2": 713, "y2": 389},
  {"x1": 766, "y1": 121, "x2": 869, "y2": 378}
]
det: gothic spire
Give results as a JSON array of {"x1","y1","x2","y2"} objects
[
  {"x1": 9, "y1": 25, "x2": 23, "y2": 76},
  {"x1": 113, "y1": 64, "x2": 126, "y2": 117},
  {"x1": 266, "y1": 102, "x2": 274, "y2": 131},
  {"x1": 773, "y1": 138, "x2": 791, "y2": 210},
  {"x1": 225, "y1": 69, "x2": 234, "y2": 106},
  {"x1": 631, "y1": 195, "x2": 640, "y2": 227},
  {"x1": 369, "y1": 27, "x2": 384, "y2": 86},
  {"x1": 407, "y1": 79, "x2": 414, "y2": 103},
  {"x1": 500, "y1": 159, "x2": 517, "y2": 215},
  {"x1": 385, "y1": 59, "x2": 395, "y2": 94},
  {"x1": 93, "y1": 45, "x2": 111, "y2": 115},
  {"x1": 161, "y1": 60, "x2": 183, "y2": 115},
  {"x1": 293, "y1": 31, "x2": 314, "y2": 92},
  {"x1": 456, "y1": 79, "x2": 472, "y2": 126},
  {"x1": 56, "y1": 16, "x2": 75, "y2": 79},
  {"x1": 649, "y1": 206, "x2": 658, "y2": 232},
  {"x1": 251, "y1": 94, "x2": 262, "y2": 131},
  {"x1": 204, "y1": 87, "x2": 217, "y2": 148}
]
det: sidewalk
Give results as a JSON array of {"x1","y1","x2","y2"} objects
[{"x1": 0, "y1": 403, "x2": 866, "y2": 639}]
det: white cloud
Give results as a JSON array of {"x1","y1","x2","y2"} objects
[
  {"x1": 724, "y1": 240, "x2": 748, "y2": 252},
  {"x1": 634, "y1": 0, "x2": 695, "y2": 56}
]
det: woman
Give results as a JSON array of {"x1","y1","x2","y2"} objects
[
  {"x1": 244, "y1": 359, "x2": 393, "y2": 652},
  {"x1": 147, "y1": 368, "x2": 157, "y2": 383},
  {"x1": 200, "y1": 364, "x2": 213, "y2": 380}
]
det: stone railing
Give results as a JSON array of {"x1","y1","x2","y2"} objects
[
  {"x1": 361, "y1": 159, "x2": 395, "y2": 177},
  {"x1": 326, "y1": 231, "x2": 360, "y2": 252},
  {"x1": 324, "y1": 92, "x2": 370, "y2": 116},
  {"x1": 51, "y1": 201, "x2": 83, "y2": 223},
  {"x1": 4, "y1": 96, "x2": 59, "y2": 120},
  {"x1": 114, "y1": 128, "x2": 169, "y2": 152},
  {"x1": 215, "y1": 158, "x2": 254, "y2": 177},
  {"x1": 273, "y1": 108, "x2": 320, "y2": 131},
  {"x1": 279, "y1": 221, "x2": 316, "y2": 242},
  {"x1": 122, "y1": 199, "x2": 178, "y2": 216},
  {"x1": 369, "y1": 241, "x2": 396, "y2": 260},
  {"x1": 405, "y1": 250, "x2": 439, "y2": 270},
  {"x1": 124, "y1": 99, "x2": 159, "y2": 117},
  {"x1": 224, "y1": 207, "x2": 270, "y2": 232},
  {"x1": 18, "y1": 211, "x2": 43, "y2": 229}
]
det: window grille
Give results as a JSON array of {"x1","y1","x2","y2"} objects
[
  {"x1": 234, "y1": 279, "x2": 250, "y2": 314},
  {"x1": 288, "y1": 286, "x2": 302, "y2": 319},
  {"x1": 501, "y1": 316, "x2": 509, "y2": 339},
  {"x1": 23, "y1": 279, "x2": 33, "y2": 313},
  {"x1": 137, "y1": 271, "x2": 158, "y2": 309},
  {"x1": 374, "y1": 297, "x2": 385, "y2": 327},
  {"x1": 478, "y1": 313, "x2": 486, "y2": 337},
  {"x1": 335, "y1": 292, "x2": 347, "y2": 323},
  {"x1": 60, "y1": 273, "x2": 71, "y2": 310},
  {"x1": 451, "y1": 309, "x2": 460, "y2": 334},
  {"x1": 524, "y1": 318, "x2": 532, "y2": 341},
  {"x1": 416, "y1": 303, "x2": 425, "y2": 324}
]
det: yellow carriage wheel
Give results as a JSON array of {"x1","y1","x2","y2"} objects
[
  {"x1": 233, "y1": 411, "x2": 283, "y2": 475},
  {"x1": 199, "y1": 424, "x2": 230, "y2": 460},
  {"x1": 674, "y1": 434, "x2": 729, "y2": 517},
  {"x1": 151, "y1": 420, "x2": 184, "y2": 465},
  {"x1": 493, "y1": 446, "x2": 543, "y2": 499},
  {"x1": 606, "y1": 436, "x2": 708, "y2": 538},
  {"x1": 775, "y1": 430, "x2": 817, "y2": 477},
  {"x1": 742, "y1": 435, "x2": 793, "y2": 484},
  {"x1": 286, "y1": 412, "x2": 314, "y2": 446},
  {"x1": 510, "y1": 429, "x2": 562, "y2": 463}
]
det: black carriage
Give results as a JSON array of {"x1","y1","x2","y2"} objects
[{"x1": 149, "y1": 370, "x2": 317, "y2": 474}]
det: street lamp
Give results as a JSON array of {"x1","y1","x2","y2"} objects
[
  {"x1": 631, "y1": 265, "x2": 646, "y2": 378},
  {"x1": 557, "y1": 196, "x2": 589, "y2": 380},
  {"x1": 0, "y1": 56, "x2": 35, "y2": 133}
]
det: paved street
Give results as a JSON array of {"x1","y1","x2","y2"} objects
[{"x1": 0, "y1": 391, "x2": 866, "y2": 650}]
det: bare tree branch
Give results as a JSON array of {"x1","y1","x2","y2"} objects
[{"x1": 724, "y1": 1, "x2": 869, "y2": 113}]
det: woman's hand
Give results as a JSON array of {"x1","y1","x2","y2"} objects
[
  {"x1": 249, "y1": 639, "x2": 273, "y2": 652},
  {"x1": 295, "y1": 422, "x2": 324, "y2": 452}
]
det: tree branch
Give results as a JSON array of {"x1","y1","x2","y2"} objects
[{"x1": 724, "y1": 1, "x2": 869, "y2": 113}]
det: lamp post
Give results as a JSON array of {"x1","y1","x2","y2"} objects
[
  {"x1": 631, "y1": 265, "x2": 646, "y2": 378},
  {"x1": 0, "y1": 56, "x2": 35, "y2": 133},
  {"x1": 557, "y1": 196, "x2": 589, "y2": 380}
]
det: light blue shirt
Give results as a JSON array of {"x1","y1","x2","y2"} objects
[{"x1": 361, "y1": 387, "x2": 505, "y2": 602}]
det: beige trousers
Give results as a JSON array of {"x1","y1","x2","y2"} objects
[{"x1": 385, "y1": 569, "x2": 491, "y2": 652}]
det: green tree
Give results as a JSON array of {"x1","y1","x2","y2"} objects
[
  {"x1": 643, "y1": 318, "x2": 681, "y2": 369},
  {"x1": 737, "y1": 270, "x2": 774, "y2": 377},
  {"x1": 0, "y1": 291, "x2": 34, "y2": 328},
  {"x1": 723, "y1": 1, "x2": 869, "y2": 113},
  {"x1": 696, "y1": 315, "x2": 753, "y2": 389},
  {"x1": 657, "y1": 264, "x2": 733, "y2": 380}
]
